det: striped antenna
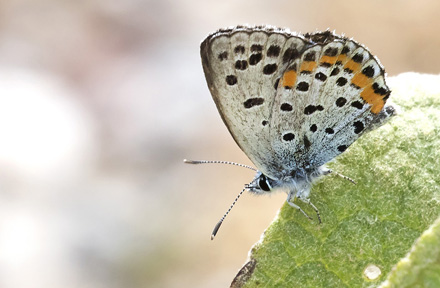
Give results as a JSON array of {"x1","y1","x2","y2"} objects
[
  {"x1": 184, "y1": 159, "x2": 256, "y2": 239},
  {"x1": 183, "y1": 159, "x2": 257, "y2": 171},
  {"x1": 210, "y1": 187, "x2": 246, "y2": 240}
]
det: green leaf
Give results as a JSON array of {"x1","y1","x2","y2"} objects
[
  {"x1": 379, "y1": 217, "x2": 440, "y2": 288},
  {"x1": 233, "y1": 73, "x2": 440, "y2": 288}
]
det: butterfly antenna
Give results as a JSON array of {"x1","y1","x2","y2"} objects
[
  {"x1": 183, "y1": 159, "x2": 257, "y2": 171},
  {"x1": 184, "y1": 159, "x2": 255, "y2": 239},
  {"x1": 211, "y1": 187, "x2": 246, "y2": 240}
]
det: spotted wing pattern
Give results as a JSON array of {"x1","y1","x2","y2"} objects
[
  {"x1": 270, "y1": 31, "x2": 393, "y2": 172},
  {"x1": 200, "y1": 26, "x2": 393, "y2": 179},
  {"x1": 201, "y1": 26, "x2": 308, "y2": 179}
]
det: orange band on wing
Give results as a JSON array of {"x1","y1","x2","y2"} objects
[
  {"x1": 281, "y1": 70, "x2": 297, "y2": 87},
  {"x1": 360, "y1": 85, "x2": 385, "y2": 114},
  {"x1": 351, "y1": 73, "x2": 372, "y2": 88},
  {"x1": 319, "y1": 55, "x2": 337, "y2": 66},
  {"x1": 344, "y1": 60, "x2": 361, "y2": 72}
]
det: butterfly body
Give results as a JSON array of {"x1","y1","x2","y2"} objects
[{"x1": 199, "y1": 25, "x2": 394, "y2": 223}]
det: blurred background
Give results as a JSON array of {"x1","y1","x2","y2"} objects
[{"x1": 0, "y1": 0, "x2": 439, "y2": 287}]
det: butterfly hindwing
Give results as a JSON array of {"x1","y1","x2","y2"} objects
[
  {"x1": 309, "y1": 37, "x2": 392, "y2": 167},
  {"x1": 270, "y1": 32, "x2": 392, "y2": 171}
]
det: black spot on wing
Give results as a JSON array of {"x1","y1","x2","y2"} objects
[
  {"x1": 267, "y1": 45, "x2": 281, "y2": 57},
  {"x1": 226, "y1": 75, "x2": 237, "y2": 86},
  {"x1": 243, "y1": 97, "x2": 264, "y2": 109},
  {"x1": 263, "y1": 64, "x2": 278, "y2": 75},
  {"x1": 304, "y1": 105, "x2": 324, "y2": 115},
  {"x1": 218, "y1": 51, "x2": 228, "y2": 61},
  {"x1": 362, "y1": 66, "x2": 375, "y2": 78},
  {"x1": 337, "y1": 145, "x2": 347, "y2": 152},
  {"x1": 372, "y1": 82, "x2": 390, "y2": 96},
  {"x1": 282, "y1": 133, "x2": 295, "y2": 141},
  {"x1": 336, "y1": 77, "x2": 347, "y2": 86},
  {"x1": 297, "y1": 82, "x2": 309, "y2": 91},
  {"x1": 353, "y1": 121, "x2": 364, "y2": 134},
  {"x1": 330, "y1": 67, "x2": 340, "y2": 76},
  {"x1": 325, "y1": 128, "x2": 334, "y2": 134},
  {"x1": 280, "y1": 103, "x2": 293, "y2": 111},
  {"x1": 251, "y1": 44, "x2": 263, "y2": 52},
  {"x1": 351, "y1": 100, "x2": 364, "y2": 109},
  {"x1": 249, "y1": 53, "x2": 263, "y2": 65},
  {"x1": 319, "y1": 62, "x2": 332, "y2": 68},
  {"x1": 283, "y1": 48, "x2": 299, "y2": 63},
  {"x1": 352, "y1": 53, "x2": 364, "y2": 63},
  {"x1": 234, "y1": 45, "x2": 245, "y2": 54},
  {"x1": 336, "y1": 97, "x2": 347, "y2": 107},
  {"x1": 235, "y1": 60, "x2": 248, "y2": 70},
  {"x1": 324, "y1": 47, "x2": 338, "y2": 56},
  {"x1": 315, "y1": 72, "x2": 327, "y2": 81}
]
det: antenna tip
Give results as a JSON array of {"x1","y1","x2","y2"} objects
[
  {"x1": 183, "y1": 159, "x2": 198, "y2": 164},
  {"x1": 211, "y1": 220, "x2": 223, "y2": 240}
]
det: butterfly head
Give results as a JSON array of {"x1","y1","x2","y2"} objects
[
  {"x1": 246, "y1": 172, "x2": 276, "y2": 194},
  {"x1": 246, "y1": 167, "x2": 328, "y2": 199}
]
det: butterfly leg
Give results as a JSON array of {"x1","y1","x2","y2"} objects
[
  {"x1": 323, "y1": 168, "x2": 356, "y2": 185},
  {"x1": 299, "y1": 198, "x2": 322, "y2": 224},
  {"x1": 286, "y1": 193, "x2": 313, "y2": 221}
]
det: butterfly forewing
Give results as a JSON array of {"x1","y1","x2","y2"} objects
[{"x1": 201, "y1": 27, "x2": 309, "y2": 179}]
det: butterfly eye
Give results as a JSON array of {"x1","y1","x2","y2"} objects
[{"x1": 258, "y1": 175, "x2": 271, "y2": 191}]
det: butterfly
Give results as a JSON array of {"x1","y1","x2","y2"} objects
[{"x1": 186, "y1": 25, "x2": 395, "y2": 239}]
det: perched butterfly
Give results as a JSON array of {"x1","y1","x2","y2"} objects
[{"x1": 185, "y1": 25, "x2": 395, "y2": 239}]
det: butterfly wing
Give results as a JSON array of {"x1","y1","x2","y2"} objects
[
  {"x1": 269, "y1": 32, "x2": 394, "y2": 172},
  {"x1": 200, "y1": 26, "x2": 310, "y2": 179},
  {"x1": 201, "y1": 26, "x2": 394, "y2": 179}
]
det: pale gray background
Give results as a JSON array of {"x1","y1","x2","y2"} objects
[{"x1": 0, "y1": 1, "x2": 438, "y2": 287}]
